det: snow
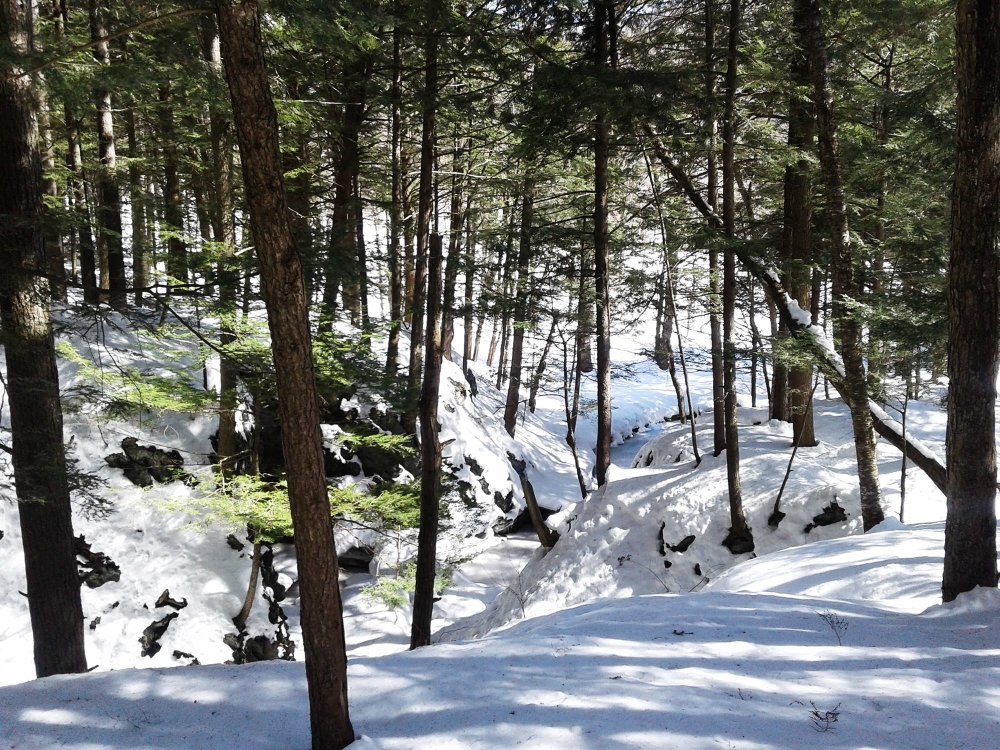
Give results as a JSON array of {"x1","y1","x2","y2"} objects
[
  {"x1": 3, "y1": 526, "x2": 1000, "y2": 749},
  {"x1": 3, "y1": 290, "x2": 999, "y2": 749}
]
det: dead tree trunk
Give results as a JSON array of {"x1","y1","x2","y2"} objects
[
  {"x1": 594, "y1": 0, "x2": 612, "y2": 487},
  {"x1": 504, "y1": 181, "x2": 534, "y2": 436}
]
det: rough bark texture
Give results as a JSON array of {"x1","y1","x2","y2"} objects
[
  {"x1": 705, "y1": 0, "x2": 725, "y2": 454},
  {"x1": 215, "y1": 2, "x2": 354, "y2": 747},
  {"x1": 0, "y1": 0, "x2": 88, "y2": 678},
  {"x1": 411, "y1": 234, "x2": 444, "y2": 649},
  {"x1": 943, "y1": 0, "x2": 1000, "y2": 602},
  {"x1": 799, "y1": 0, "x2": 883, "y2": 530},
  {"x1": 785, "y1": 0, "x2": 817, "y2": 447},
  {"x1": 125, "y1": 107, "x2": 148, "y2": 306},
  {"x1": 593, "y1": 0, "x2": 612, "y2": 487}
]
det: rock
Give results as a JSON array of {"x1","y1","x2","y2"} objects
[
  {"x1": 493, "y1": 489, "x2": 515, "y2": 514},
  {"x1": 338, "y1": 545, "x2": 374, "y2": 573},
  {"x1": 89, "y1": 617, "x2": 101, "y2": 630},
  {"x1": 172, "y1": 650, "x2": 200, "y2": 666},
  {"x1": 154, "y1": 589, "x2": 188, "y2": 610},
  {"x1": 804, "y1": 501, "x2": 848, "y2": 533},
  {"x1": 105, "y1": 437, "x2": 186, "y2": 486},
  {"x1": 324, "y1": 448, "x2": 361, "y2": 478},
  {"x1": 139, "y1": 612, "x2": 178, "y2": 657},
  {"x1": 76, "y1": 535, "x2": 121, "y2": 588},
  {"x1": 465, "y1": 369, "x2": 479, "y2": 397},
  {"x1": 226, "y1": 534, "x2": 245, "y2": 552}
]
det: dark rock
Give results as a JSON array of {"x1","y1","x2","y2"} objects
[
  {"x1": 493, "y1": 489, "x2": 514, "y2": 514},
  {"x1": 76, "y1": 535, "x2": 121, "y2": 588},
  {"x1": 663, "y1": 560, "x2": 672, "y2": 569},
  {"x1": 457, "y1": 480, "x2": 479, "y2": 508},
  {"x1": 465, "y1": 369, "x2": 479, "y2": 397},
  {"x1": 694, "y1": 563, "x2": 703, "y2": 577},
  {"x1": 172, "y1": 650, "x2": 200, "y2": 666},
  {"x1": 89, "y1": 617, "x2": 101, "y2": 630},
  {"x1": 338, "y1": 545, "x2": 374, "y2": 572},
  {"x1": 656, "y1": 522, "x2": 667, "y2": 556},
  {"x1": 105, "y1": 437, "x2": 186, "y2": 486},
  {"x1": 324, "y1": 449, "x2": 361, "y2": 478},
  {"x1": 767, "y1": 509, "x2": 786, "y2": 529},
  {"x1": 722, "y1": 527, "x2": 756, "y2": 555},
  {"x1": 155, "y1": 589, "x2": 188, "y2": 610},
  {"x1": 139, "y1": 612, "x2": 178, "y2": 657},
  {"x1": 356, "y1": 441, "x2": 405, "y2": 480},
  {"x1": 226, "y1": 534, "x2": 245, "y2": 552},
  {"x1": 804, "y1": 501, "x2": 848, "y2": 534},
  {"x1": 669, "y1": 535, "x2": 696, "y2": 553}
]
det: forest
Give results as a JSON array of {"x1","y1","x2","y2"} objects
[{"x1": 1, "y1": 0, "x2": 998, "y2": 749}]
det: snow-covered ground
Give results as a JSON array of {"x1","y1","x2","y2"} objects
[
  {"x1": 4, "y1": 295, "x2": 999, "y2": 749},
  {"x1": 3, "y1": 522, "x2": 998, "y2": 749}
]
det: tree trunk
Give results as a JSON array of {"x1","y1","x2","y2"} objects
[
  {"x1": 704, "y1": 0, "x2": 725, "y2": 454},
  {"x1": 158, "y1": 84, "x2": 188, "y2": 285},
  {"x1": 503, "y1": 181, "x2": 534, "y2": 436},
  {"x1": 721, "y1": 0, "x2": 751, "y2": 551},
  {"x1": 594, "y1": 0, "x2": 612, "y2": 487},
  {"x1": 0, "y1": 0, "x2": 88, "y2": 677},
  {"x1": 39, "y1": 92, "x2": 65, "y2": 301},
  {"x1": 405, "y1": 17, "x2": 438, "y2": 433},
  {"x1": 785, "y1": 0, "x2": 817, "y2": 448},
  {"x1": 67, "y1": 108, "x2": 98, "y2": 302},
  {"x1": 943, "y1": 0, "x2": 1000, "y2": 602},
  {"x1": 441, "y1": 136, "x2": 466, "y2": 361},
  {"x1": 125, "y1": 106, "x2": 148, "y2": 306},
  {"x1": 385, "y1": 20, "x2": 404, "y2": 377},
  {"x1": 799, "y1": 0, "x2": 883, "y2": 530},
  {"x1": 462, "y1": 222, "x2": 476, "y2": 372},
  {"x1": 411, "y1": 235, "x2": 444, "y2": 648},
  {"x1": 528, "y1": 313, "x2": 558, "y2": 414},
  {"x1": 215, "y1": 2, "x2": 354, "y2": 746}
]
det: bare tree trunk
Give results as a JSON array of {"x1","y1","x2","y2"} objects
[
  {"x1": 232, "y1": 541, "x2": 262, "y2": 631},
  {"x1": 528, "y1": 313, "x2": 558, "y2": 413},
  {"x1": 593, "y1": 0, "x2": 612, "y2": 487},
  {"x1": 405, "y1": 17, "x2": 438, "y2": 433},
  {"x1": 386, "y1": 19, "x2": 404, "y2": 377},
  {"x1": 504, "y1": 181, "x2": 534, "y2": 436},
  {"x1": 411, "y1": 235, "x2": 444, "y2": 649},
  {"x1": 705, "y1": 0, "x2": 725, "y2": 454},
  {"x1": 0, "y1": 0, "x2": 88, "y2": 677},
  {"x1": 125, "y1": 106, "x2": 148, "y2": 306},
  {"x1": 785, "y1": 0, "x2": 817, "y2": 447},
  {"x1": 66, "y1": 108, "x2": 97, "y2": 300},
  {"x1": 39, "y1": 92, "x2": 65, "y2": 301},
  {"x1": 462, "y1": 221, "x2": 476, "y2": 371},
  {"x1": 441, "y1": 135, "x2": 466, "y2": 361},
  {"x1": 721, "y1": 0, "x2": 752, "y2": 551},
  {"x1": 215, "y1": 2, "x2": 354, "y2": 746},
  {"x1": 943, "y1": 0, "x2": 1000, "y2": 602},
  {"x1": 799, "y1": 0, "x2": 883, "y2": 530},
  {"x1": 158, "y1": 84, "x2": 188, "y2": 285}
]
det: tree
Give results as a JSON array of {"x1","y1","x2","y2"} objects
[
  {"x1": 214, "y1": 1, "x2": 353, "y2": 747},
  {"x1": 942, "y1": 0, "x2": 1000, "y2": 603},
  {"x1": 0, "y1": 0, "x2": 88, "y2": 678}
]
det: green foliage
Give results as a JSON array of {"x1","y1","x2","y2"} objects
[
  {"x1": 57, "y1": 340, "x2": 216, "y2": 419},
  {"x1": 361, "y1": 563, "x2": 453, "y2": 610}
]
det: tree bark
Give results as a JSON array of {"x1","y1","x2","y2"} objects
[
  {"x1": 411, "y1": 234, "x2": 444, "y2": 648},
  {"x1": 215, "y1": 2, "x2": 354, "y2": 746},
  {"x1": 158, "y1": 84, "x2": 188, "y2": 285},
  {"x1": 721, "y1": 0, "x2": 751, "y2": 550},
  {"x1": 785, "y1": 0, "x2": 817, "y2": 447},
  {"x1": 386, "y1": 19, "x2": 404, "y2": 377},
  {"x1": 66, "y1": 108, "x2": 98, "y2": 302},
  {"x1": 503, "y1": 181, "x2": 534, "y2": 436},
  {"x1": 0, "y1": 0, "x2": 88, "y2": 678},
  {"x1": 943, "y1": 0, "x2": 1000, "y2": 602},
  {"x1": 593, "y1": 0, "x2": 612, "y2": 487},
  {"x1": 799, "y1": 0, "x2": 883, "y2": 530},
  {"x1": 705, "y1": 0, "x2": 725, "y2": 454}
]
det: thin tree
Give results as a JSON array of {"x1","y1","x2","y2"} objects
[{"x1": 215, "y1": 1, "x2": 353, "y2": 747}]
